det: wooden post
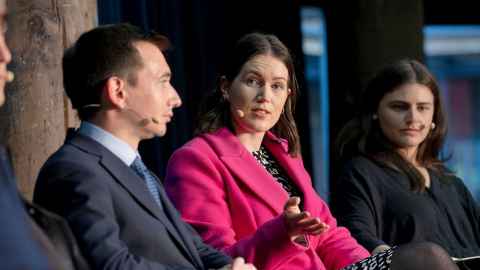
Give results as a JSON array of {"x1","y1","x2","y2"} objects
[{"x1": 0, "y1": 0, "x2": 97, "y2": 199}]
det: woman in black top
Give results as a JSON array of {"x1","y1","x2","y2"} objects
[{"x1": 333, "y1": 59, "x2": 480, "y2": 261}]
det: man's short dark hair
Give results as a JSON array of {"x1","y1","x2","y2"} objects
[{"x1": 63, "y1": 23, "x2": 170, "y2": 121}]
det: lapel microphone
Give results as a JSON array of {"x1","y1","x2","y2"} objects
[{"x1": 236, "y1": 109, "x2": 245, "y2": 118}]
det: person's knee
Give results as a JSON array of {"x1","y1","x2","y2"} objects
[
  {"x1": 414, "y1": 242, "x2": 451, "y2": 259},
  {"x1": 391, "y1": 242, "x2": 458, "y2": 270},
  {"x1": 410, "y1": 242, "x2": 457, "y2": 269}
]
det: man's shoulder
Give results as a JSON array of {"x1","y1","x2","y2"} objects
[
  {"x1": 43, "y1": 141, "x2": 93, "y2": 169},
  {"x1": 45, "y1": 132, "x2": 103, "y2": 164},
  {"x1": 38, "y1": 134, "x2": 105, "y2": 184},
  {"x1": 34, "y1": 134, "x2": 113, "y2": 205}
]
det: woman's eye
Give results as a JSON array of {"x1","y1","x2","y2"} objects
[
  {"x1": 389, "y1": 103, "x2": 409, "y2": 111},
  {"x1": 418, "y1": 105, "x2": 430, "y2": 112},
  {"x1": 246, "y1": 78, "x2": 260, "y2": 86},
  {"x1": 272, "y1": 83, "x2": 286, "y2": 91}
]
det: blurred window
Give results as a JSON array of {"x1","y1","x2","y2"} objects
[
  {"x1": 301, "y1": 6, "x2": 329, "y2": 200},
  {"x1": 424, "y1": 25, "x2": 480, "y2": 201}
]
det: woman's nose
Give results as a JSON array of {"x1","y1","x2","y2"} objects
[
  {"x1": 256, "y1": 84, "x2": 272, "y2": 103},
  {"x1": 405, "y1": 107, "x2": 420, "y2": 123}
]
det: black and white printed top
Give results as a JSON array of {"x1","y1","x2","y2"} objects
[{"x1": 252, "y1": 145, "x2": 304, "y2": 209}]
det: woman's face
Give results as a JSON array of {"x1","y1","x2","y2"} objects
[
  {"x1": 377, "y1": 83, "x2": 435, "y2": 155},
  {"x1": 224, "y1": 54, "x2": 291, "y2": 135}
]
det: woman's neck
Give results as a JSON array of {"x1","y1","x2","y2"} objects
[
  {"x1": 396, "y1": 147, "x2": 420, "y2": 166},
  {"x1": 395, "y1": 147, "x2": 431, "y2": 187},
  {"x1": 236, "y1": 131, "x2": 265, "y2": 152}
]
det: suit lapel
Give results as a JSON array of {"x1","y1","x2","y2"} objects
[
  {"x1": 204, "y1": 128, "x2": 289, "y2": 214},
  {"x1": 68, "y1": 133, "x2": 196, "y2": 263},
  {"x1": 156, "y1": 183, "x2": 203, "y2": 267}
]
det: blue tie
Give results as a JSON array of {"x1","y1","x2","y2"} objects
[{"x1": 130, "y1": 157, "x2": 162, "y2": 208}]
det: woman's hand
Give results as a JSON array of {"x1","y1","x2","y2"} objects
[
  {"x1": 283, "y1": 197, "x2": 329, "y2": 242},
  {"x1": 372, "y1": 244, "x2": 391, "y2": 255}
]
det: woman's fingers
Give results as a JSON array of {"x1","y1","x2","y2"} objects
[
  {"x1": 284, "y1": 200, "x2": 330, "y2": 238},
  {"x1": 284, "y1": 196, "x2": 301, "y2": 212},
  {"x1": 288, "y1": 215, "x2": 329, "y2": 235},
  {"x1": 302, "y1": 221, "x2": 330, "y2": 235}
]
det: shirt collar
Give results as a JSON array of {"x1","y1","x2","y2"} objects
[{"x1": 78, "y1": 121, "x2": 138, "y2": 166}]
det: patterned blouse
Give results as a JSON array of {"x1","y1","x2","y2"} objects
[{"x1": 252, "y1": 145, "x2": 304, "y2": 209}]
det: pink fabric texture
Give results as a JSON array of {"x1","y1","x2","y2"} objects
[{"x1": 165, "y1": 128, "x2": 369, "y2": 270}]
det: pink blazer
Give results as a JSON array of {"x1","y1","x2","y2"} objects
[{"x1": 165, "y1": 128, "x2": 369, "y2": 270}]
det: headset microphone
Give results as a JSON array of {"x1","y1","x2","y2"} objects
[
  {"x1": 81, "y1": 103, "x2": 160, "y2": 126},
  {"x1": 126, "y1": 107, "x2": 160, "y2": 126}
]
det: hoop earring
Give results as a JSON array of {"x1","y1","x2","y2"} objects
[{"x1": 431, "y1": 122, "x2": 436, "y2": 130}]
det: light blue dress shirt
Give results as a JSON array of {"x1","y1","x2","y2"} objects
[{"x1": 77, "y1": 121, "x2": 138, "y2": 166}]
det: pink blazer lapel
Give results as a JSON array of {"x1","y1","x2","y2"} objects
[
  {"x1": 263, "y1": 132, "x2": 316, "y2": 211},
  {"x1": 202, "y1": 128, "x2": 289, "y2": 214}
]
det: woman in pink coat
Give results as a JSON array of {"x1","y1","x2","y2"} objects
[{"x1": 165, "y1": 33, "x2": 460, "y2": 270}]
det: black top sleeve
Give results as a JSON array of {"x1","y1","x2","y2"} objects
[{"x1": 332, "y1": 157, "x2": 386, "y2": 252}]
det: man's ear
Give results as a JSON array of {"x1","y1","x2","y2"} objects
[{"x1": 103, "y1": 76, "x2": 127, "y2": 109}]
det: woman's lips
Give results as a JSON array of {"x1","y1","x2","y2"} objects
[
  {"x1": 400, "y1": 128, "x2": 421, "y2": 136},
  {"x1": 252, "y1": 108, "x2": 270, "y2": 114}
]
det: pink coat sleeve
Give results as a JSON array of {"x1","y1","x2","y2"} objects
[{"x1": 164, "y1": 145, "x2": 307, "y2": 270}]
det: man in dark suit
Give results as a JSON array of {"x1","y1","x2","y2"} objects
[{"x1": 34, "y1": 23, "x2": 255, "y2": 270}]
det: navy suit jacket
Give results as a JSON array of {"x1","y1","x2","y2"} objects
[
  {"x1": 0, "y1": 146, "x2": 52, "y2": 270},
  {"x1": 34, "y1": 131, "x2": 231, "y2": 270}
]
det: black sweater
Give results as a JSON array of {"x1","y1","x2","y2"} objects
[{"x1": 332, "y1": 156, "x2": 480, "y2": 258}]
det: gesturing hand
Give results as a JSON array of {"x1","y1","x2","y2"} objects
[{"x1": 283, "y1": 197, "x2": 329, "y2": 241}]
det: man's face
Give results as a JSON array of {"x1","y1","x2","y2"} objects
[
  {"x1": 0, "y1": 1, "x2": 12, "y2": 106},
  {"x1": 125, "y1": 41, "x2": 182, "y2": 138}
]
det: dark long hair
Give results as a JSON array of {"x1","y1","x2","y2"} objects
[
  {"x1": 336, "y1": 59, "x2": 449, "y2": 191},
  {"x1": 195, "y1": 32, "x2": 301, "y2": 156}
]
